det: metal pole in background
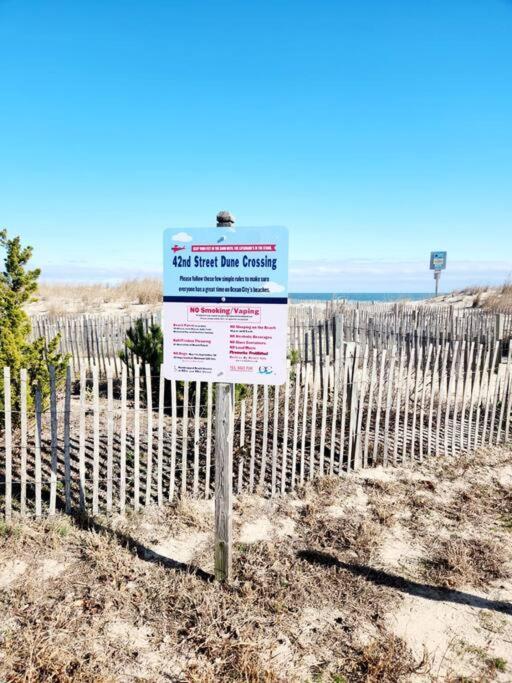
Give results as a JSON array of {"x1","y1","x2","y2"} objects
[
  {"x1": 434, "y1": 271, "x2": 441, "y2": 297},
  {"x1": 214, "y1": 210, "x2": 236, "y2": 582}
]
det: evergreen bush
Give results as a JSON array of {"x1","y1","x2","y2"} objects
[{"x1": 0, "y1": 229, "x2": 68, "y2": 416}]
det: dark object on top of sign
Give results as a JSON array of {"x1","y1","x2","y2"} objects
[{"x1": 216, "y1": 211, "x2": 236, "y2": 226}]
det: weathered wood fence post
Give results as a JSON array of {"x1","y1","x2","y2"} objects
[
  {"x1": 215, "y1": 381, "x2": 234, "y2": 581},
  {"x1": 214, "y1": 210, "x2": 236, "y2": 582}
]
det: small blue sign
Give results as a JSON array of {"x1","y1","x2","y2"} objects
[{"x1": 430, "y1": 251, "x2": 447, "y2": 271}]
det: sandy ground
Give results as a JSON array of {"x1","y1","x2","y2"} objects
[{"x1": 1, "y1": 445, "x2": 511, "y2": 682}]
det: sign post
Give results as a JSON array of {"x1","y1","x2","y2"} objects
[
  {"x1": 214, "y1": 210, "x2": 235, "y2": 583},
  {"x1": 163, "y1": 212, "x2": 289, "y2": 582},
  {"x1": 429, "y1": 251, "x2": 447, "y2": 297}
]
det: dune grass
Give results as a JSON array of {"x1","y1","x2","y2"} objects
[{"x1": 34, "y1": 279, "x2": 162, "y2": 314}]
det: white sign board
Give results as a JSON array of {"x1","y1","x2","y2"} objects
[{"x1": 163, "y1": 227, "x2": 289, "y2": 384}]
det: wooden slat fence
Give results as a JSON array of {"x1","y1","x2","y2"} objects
[
  {"x1": 30, "y1": 306, "x2": 512, "y2": 377},
  {"x1": 2, "y1": 336, "x2": 512, "y2": 520}
]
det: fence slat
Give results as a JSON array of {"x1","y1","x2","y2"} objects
[
  {"x1": 402, "y1": 348, "x2": 415, "y2": 465},
  {"x1": 3, "y1": 368, "x2": 12, "y2": 521},
  {"x1": 364, "y1": 348, "x2": 377, "y2": 468},
  {"x1": 354, "y1": 345, "x2": 369, "y2": 470},
  {"x1": 92, "y1": 364, "x2": 100, "y2": 515},
  {"x1": 474, "y1": 346, "x2": 490, "y2": 450},
  {"x1": 145, "y1": 364, "x2": 153, "y2": 506},
  {"x1": 238, "y1": 457, "x2": 244, "y2": 494},
  {"x1": 309, "y1": 362, "x2": 320, "y2": 479},
  {"x1": 504, "y1": 353, "x2": 512, "y2": 442},
  {"x1": 240, "y1": 399, "x2": 246, "y2": 448},
  {"x1": 78, "y1": 368, "x2": 86, "y2": 510},
  {"x1": 181, "y1": 381, "x2": 189, "y2": 497},
  {"x1": 259, "y1": 385, "x2": 270, "y2": 489},
  {"x1": 410, "y1": 346, "x2": 422, "y2": 462},
  {"x1": 169, "y1": 379, "x2": 177, "y2": 501},
  {"x1": 120, "y1": 364, "x2": 127, "y2": 512},
  {"x1": 133, "y1": 363, "x2": 140, "y2": 510},
  {"x1": 300, "y1": 364, "x2": 310, "y2": 485},
  {"x1": 291, "y1": 364, "x2": 301, "y2": 489},
  {"x1": 393, "y1": 347, "x2": 406, "y2": 466},
  {"x1": 371, "y1": 349, "x2": 387, "y2": 465},
  {"x1": 34, "y1": 386, "x2": 43, "y2": 518},
  {"x1": 249, "y1": 385, "x2": 258, "y2": 493},
  {"x1": 271, "y1": 385, "x2": 280, "y2": 495},
  {"x1": 106, "y1": 366, "x2": 114, "y2": 512},
  {"x1": 193, "y1": 381, "x2": 201, "y2": 496},
  {"x1": 347, "y1": 347, "x2": 360, "y2": 471},
  {"x1": 459, "y1": 342, "x2": 474, "y2": 452},
  {"x1": 482, "y1": 342, "x2": 499, "y2": 444},
  {"x1": 467, "y1": 344, "x2": 482, "y2": 452},
  {"x1": 489, "y1": 369, "x2": 502, "y2": 445},
  {"x1": 64, "y1": 365, "x2": 72, "y2": 512},
  {"x1": 281, "y1": 371, "x2": 290, "y2": 494},
  {"x1": 382, "y1": 346, "x2": 396, "y2": 466},
  {"x1": 157, "y1": 367, "x2": 164, "y2": 506},
  {"x1": 435, "y1": 345, "x2": 448, "y2": 457},
  {"x1": 497, "y1": 348, "x2": 512, "y2": 443},
  {"x1": 339, "y1": 347, "x2": 350, "y2": 472},
  {"x1": 49, "y1": 365, "x2": 58, "y2": 516},
  {"x1": 20, "y1": 368, "x2": 28, "y2": 517},
  {"x1": 205, "y1": 382, "x2": 213, "y2": 498},
  {"x1": 319, "y1": 357, "x2": 329, "y2": 476},
  {"x1": 419, "y1": 344, "x2": 432, "y2": 462},
  {"x1": 329, "y1": 355, "x2": 340, "y2": 475}
]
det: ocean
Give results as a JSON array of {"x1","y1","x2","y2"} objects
[{"x1": 289, "y1": 292, "x2": 430, "y2": 302}]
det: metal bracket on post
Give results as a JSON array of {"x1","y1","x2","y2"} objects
[{"x1": 214, "y1": 210, "x2": 236, "y2": 582}]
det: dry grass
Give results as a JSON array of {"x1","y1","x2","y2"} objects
[
  {"x1": 301, "y1": 510, "x2": 382, "y2": 564},
  {"x1": 350, "y1": 635, "x2": 428, "y2": 682},
  {"x1": 482, "y1": 281, "x2": 512, "y2": 313},
  {"x1": 456, "y1": 285, "x2": 489, "y2": 296},
  {"x1": 2, "y1": 447, "x2": 512, "y2": 680},
  {"x1": 32, "y1": 278, "x2": 162, "y2": 314},
  {"x1": 112, "y1": 498, "x2": 213, "y2": 543},
  {"x1": 422, "y1": 537, "x2": 511, "y2": 589},
  {"x1": 440, "y1": 282, "x2": 512, "y2": 312},
  {"x1": 453, "y1": 281, "x2": 512, "y2": 312},
  {"x1": 0, "y1": 494, "x2": 424, "y2": 682}
]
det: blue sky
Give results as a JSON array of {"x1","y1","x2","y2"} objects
[{"x1": 1, "y1": 0, "x2": 511, "y2": 292}]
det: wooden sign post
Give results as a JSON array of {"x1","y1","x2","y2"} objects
[
  {"x1": 163, "y1": 212, "x2": 289, "y2": 583},
  {"x1": 214, "y1": 210, "x2": 236, "y2": 582}
]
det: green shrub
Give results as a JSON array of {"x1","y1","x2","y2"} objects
[
  {"x1": 118, "y1": 320, "x2": 295, "y2": 411},
  {"x1": 119, "y1": 318, "x2": 163, "y2": 376},
  {"x1": 288, "y1": 348, "x2": 300, "y2": 365},
  {"x1": 0, "y1": 230, "x2": 68, "y2": 417},
  {"x1": 235, "y1": 384, "x2": 248, "y2": 402}
]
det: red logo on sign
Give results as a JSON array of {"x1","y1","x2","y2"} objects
[
  {"x1": 191, "y1": 244, "x2": 276, "y2": 252},
  {"x1": 172, "y1": 245, "x2": 186, "y2": 253}
]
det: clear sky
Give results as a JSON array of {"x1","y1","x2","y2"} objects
[{"x1": 1, "y1": 0, "x2": 511, "y2": 292}]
